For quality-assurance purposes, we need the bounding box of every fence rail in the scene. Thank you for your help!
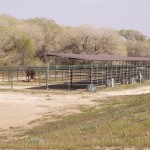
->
[0,61,150,90]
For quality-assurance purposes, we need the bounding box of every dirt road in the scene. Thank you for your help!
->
[0,85,150,129]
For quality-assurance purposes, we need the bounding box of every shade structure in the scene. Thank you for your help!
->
[47,52,150,62]
[45,52,150,90]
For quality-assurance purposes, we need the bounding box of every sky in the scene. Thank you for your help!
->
[0,0,150,37]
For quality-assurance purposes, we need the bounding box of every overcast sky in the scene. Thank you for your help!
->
[0,0,150,37]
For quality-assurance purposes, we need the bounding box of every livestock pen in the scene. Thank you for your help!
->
[0,53,150,90]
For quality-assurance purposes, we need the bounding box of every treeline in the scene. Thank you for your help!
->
[0,14,150,66]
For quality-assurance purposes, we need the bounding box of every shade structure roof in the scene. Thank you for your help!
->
[47,52,150,62]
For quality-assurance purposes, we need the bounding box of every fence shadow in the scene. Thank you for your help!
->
[26,83,88,91]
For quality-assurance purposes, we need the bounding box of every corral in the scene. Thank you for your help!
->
[0,53,150,90]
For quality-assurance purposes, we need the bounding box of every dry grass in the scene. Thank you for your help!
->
[0,93,150,150]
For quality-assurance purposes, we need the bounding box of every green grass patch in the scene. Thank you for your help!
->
[0,94,150,149]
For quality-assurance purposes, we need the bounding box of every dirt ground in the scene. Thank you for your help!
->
[1,85,150,130]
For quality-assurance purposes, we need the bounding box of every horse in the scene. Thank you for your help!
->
[26,68,35,82]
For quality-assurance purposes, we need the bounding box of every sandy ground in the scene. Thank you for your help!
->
[1,85,150,130]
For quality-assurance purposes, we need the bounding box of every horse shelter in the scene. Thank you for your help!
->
[0,53,150,90]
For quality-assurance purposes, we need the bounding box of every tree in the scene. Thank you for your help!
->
[127,41,150,57]
[93,28,127,56]
[0,26,36,65]
[61,26,127,56]
[26,18,63,62]
[119,30,146,41]
[119,30,150,57]
[17,35,35,65]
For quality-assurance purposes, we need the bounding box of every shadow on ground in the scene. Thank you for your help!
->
[26,83,88,91]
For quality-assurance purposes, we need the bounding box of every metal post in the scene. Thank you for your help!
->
[126,61,128,84]
[46,63,49,90]
[102,62,104,86]
[105,63,108,86]
[62,69,64,83]
[17,68,19,81]
[139,70,142,82]
[68,66,71,91]
[10,69,13,90]
[96,64,99,86]
[147,62,150,80]
[70,68,73,86]
[146,61,148,80]
[110,61,112,80]
[111,78,114,87]
[8,69,10,82]
[91,62,93,85]
[38,71,41,86]
[2,70,4,81]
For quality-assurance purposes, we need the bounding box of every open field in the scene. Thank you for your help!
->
[0,83,150,149]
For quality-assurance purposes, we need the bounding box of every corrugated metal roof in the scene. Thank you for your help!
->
[47,53,150,61]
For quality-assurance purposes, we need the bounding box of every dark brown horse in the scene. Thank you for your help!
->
[26,68,35,82]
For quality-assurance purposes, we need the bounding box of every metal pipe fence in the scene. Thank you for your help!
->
[0,61,150,90]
